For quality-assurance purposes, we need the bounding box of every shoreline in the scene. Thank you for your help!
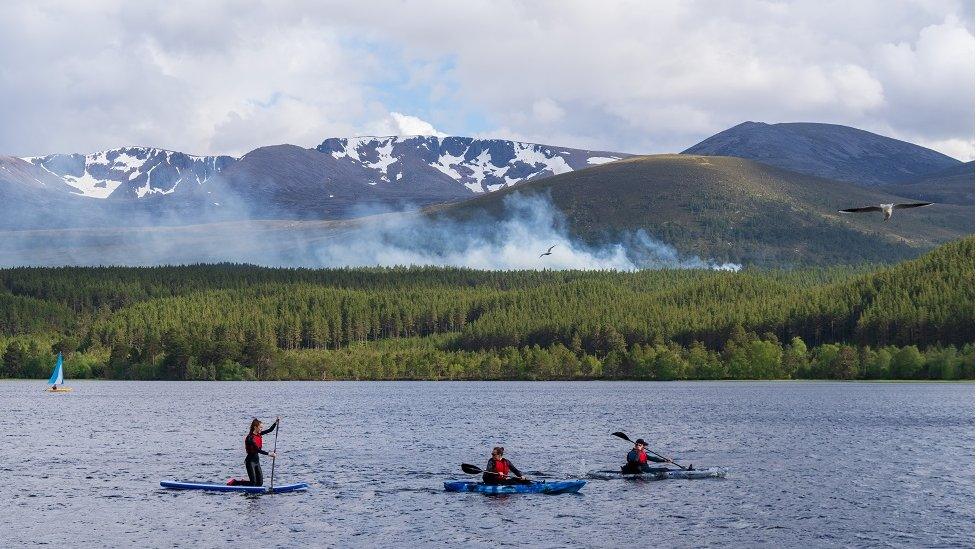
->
[8,378,973,383]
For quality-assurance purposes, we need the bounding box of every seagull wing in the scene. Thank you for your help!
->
[838,206,883,213]
[547,245,556,253]
[893,202,934,210]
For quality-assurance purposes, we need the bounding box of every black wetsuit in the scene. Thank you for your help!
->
[621,448,668,474]
[483,457,529,484]
[237,420,278,486]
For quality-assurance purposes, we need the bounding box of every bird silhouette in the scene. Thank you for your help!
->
[838,202,933,221]
[539,244,556,258]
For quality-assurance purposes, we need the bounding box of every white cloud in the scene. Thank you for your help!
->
[360,112,447,138]
[907,137,975,162]
[389,112,447,137]
[0,0,971,160]
[531,99,565,124]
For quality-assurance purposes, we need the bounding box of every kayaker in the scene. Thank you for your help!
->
[227,416,278,486]
[622,438,667,473]
[483,447,530,484]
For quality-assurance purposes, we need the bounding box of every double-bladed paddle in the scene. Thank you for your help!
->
[611,431,690,470]
[461,463,531,482]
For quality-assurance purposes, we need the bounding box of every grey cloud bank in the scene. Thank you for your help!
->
[0,0,972,160]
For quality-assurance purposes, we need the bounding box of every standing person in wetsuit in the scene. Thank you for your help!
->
[622,438,667,473]
[483,447,530,484]
[227,417,278,486]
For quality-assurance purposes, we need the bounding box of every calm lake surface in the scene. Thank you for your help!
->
[5,381,973,548]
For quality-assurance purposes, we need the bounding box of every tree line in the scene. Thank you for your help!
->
[0,237,972,381]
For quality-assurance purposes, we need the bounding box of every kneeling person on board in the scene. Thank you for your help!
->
[227,416,279,486]
[622,439,667,474]
[484,447,530,484]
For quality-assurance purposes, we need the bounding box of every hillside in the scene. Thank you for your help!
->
[682,122,961,185]
[876,161,974,206]
[0,156,107,229]
[429,154,972,265]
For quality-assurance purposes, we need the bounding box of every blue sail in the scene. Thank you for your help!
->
[47,353,64,385]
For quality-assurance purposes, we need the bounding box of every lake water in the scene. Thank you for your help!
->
[5,381,973,548]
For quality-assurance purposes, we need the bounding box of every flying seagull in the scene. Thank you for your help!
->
[838,202,933,221]
[539,244,556,258]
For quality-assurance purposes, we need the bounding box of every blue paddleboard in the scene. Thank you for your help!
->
[160,480,309,494]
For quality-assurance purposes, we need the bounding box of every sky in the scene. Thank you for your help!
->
[1,0,973,160]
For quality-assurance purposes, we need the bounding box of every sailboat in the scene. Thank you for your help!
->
[45,352,72,392]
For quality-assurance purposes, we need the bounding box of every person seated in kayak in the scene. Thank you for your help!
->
[483,447,530,484]
[622,439,668,474]
[227,417,278,486]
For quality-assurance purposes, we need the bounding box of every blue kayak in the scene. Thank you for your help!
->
[444,480,585,494]
[160,481,309,494]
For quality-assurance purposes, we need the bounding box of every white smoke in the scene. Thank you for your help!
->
[0,192,740,271]
[297,192,739,271]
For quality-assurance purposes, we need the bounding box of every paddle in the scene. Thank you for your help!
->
[268,417,280,494]
[460,463,531,483]
[611,431,690,470]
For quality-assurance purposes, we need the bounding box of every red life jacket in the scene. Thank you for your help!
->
[492,458,510,476]
[245,433,263,455]
[635,449,648,464]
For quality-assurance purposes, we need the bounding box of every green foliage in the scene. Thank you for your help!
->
[891,346,925,379]
[0,238,971,381]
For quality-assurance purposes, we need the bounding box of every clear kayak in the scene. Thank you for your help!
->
[160,480,309,494]
[586,467,726,480]
[444,480,586,494]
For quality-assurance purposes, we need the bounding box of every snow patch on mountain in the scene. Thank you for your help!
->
[69,170,120,198]
[17,137,627,208]
[316,136,627,194]
[23,147,236,199]
[431,149,468,184]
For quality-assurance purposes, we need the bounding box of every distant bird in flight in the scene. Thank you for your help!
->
[838,202,933,221]
[539,244,556,258]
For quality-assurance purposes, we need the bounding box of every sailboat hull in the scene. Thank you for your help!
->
[45,387,73,392]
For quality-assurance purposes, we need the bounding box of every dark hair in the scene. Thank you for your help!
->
[492,446,505,455]
[249,418,261,434]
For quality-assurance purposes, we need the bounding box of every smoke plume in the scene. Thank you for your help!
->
[0,192,739,271]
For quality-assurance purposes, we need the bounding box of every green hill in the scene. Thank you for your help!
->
[429,154,973,266]
[877,161,975,206]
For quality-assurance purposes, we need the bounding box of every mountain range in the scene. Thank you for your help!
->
[208,137,625,219]
[0,122,971,266]
[24,147,235,199]
[2,137,625,226]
